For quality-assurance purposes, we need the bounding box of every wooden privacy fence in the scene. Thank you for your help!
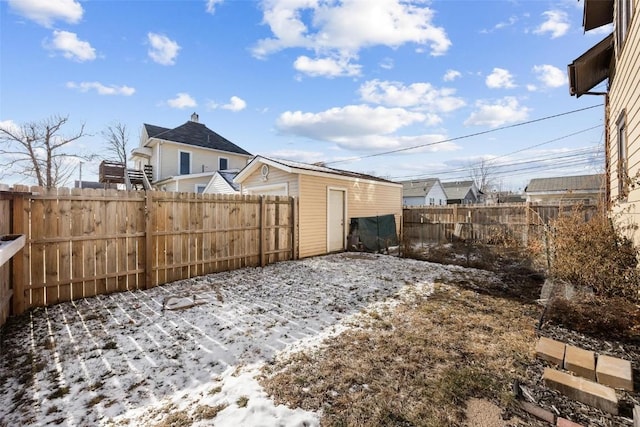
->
[0,186,297,322]
[403,203,600,246]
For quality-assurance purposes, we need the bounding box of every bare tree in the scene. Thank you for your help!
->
[102,121,129,164]
[468,158,496,193]
[0,115,90,188]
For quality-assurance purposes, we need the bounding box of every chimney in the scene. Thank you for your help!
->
[190,112,199,123]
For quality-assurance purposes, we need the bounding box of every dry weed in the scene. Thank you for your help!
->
[262,281,538,426]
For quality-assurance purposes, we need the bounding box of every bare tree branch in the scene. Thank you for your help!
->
[0,115,90,188]
[468,158,496,193]
[102,122,129,164]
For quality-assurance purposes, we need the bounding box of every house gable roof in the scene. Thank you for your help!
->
[400,178,441,197]
[218,170,240,191]
[235,156,400,187]
[442,180,477,200]
[143,121,252,156]
[525,174,604,193]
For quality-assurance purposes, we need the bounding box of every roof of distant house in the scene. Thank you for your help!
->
[400,178,441,197]
[217,170,240,191]
[441,180,477,200]
[143,119,252,156]
[525,174,604,193]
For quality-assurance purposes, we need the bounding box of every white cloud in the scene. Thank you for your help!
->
[0,119,21,136]
[275,104,456,151]
[205,0,224,14]
[147,33,180,65]
[252,0,451,77]
[464,97,530,128]
[359,79,465,113]
[532,64,567,88]
[534,10,570,38]
[222,96,247,112]
[167,93,197,109]
[379,58,394,70]
[46,30,96,62]
[526,84,537,92]
[8,0,83,27]
[485,68,516,89]
[66,81,135,96]
[443,69,461,82]
[294,55,362,78]
[481,16,518,34]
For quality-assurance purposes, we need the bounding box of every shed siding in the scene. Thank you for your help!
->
[609,1,640,245]
[240,167,299,196]
[156,141,251,180]
[299,175,402,258]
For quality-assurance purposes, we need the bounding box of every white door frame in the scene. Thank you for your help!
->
[327,187,347,252]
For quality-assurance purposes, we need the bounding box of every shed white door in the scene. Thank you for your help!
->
[328,189,345,252]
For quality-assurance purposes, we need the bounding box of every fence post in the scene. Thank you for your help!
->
[144,191,153,289]
[11,189,28,315]
[260,196,266,267]
[291,197,298,260]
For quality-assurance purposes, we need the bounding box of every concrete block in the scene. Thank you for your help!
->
[564,345,596,381]
[543,368,618,415]
[596,354,633,391]
[557,417,583,427]
[536,337,566,366]
[519,401,556,424]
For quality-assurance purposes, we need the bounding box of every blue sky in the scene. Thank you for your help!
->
[0,0,609,190]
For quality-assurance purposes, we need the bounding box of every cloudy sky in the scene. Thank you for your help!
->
[0,0,609,190]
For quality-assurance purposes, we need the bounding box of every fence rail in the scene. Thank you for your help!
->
[0,186,297,322]
[403,203,600,246]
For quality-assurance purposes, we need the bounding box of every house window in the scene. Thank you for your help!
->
[616,0,634,53]
[195,184,206,194]
[617,111,628,200]
[219,157,229,170]
[179,151,191,175]
[429,197,435,205]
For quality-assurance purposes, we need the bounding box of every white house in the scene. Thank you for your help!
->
[400,178,447,206]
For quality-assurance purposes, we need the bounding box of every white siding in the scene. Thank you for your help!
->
[205,175,237,194]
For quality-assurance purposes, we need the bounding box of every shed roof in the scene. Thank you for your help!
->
[143,120,252,156]
[525,174,604,193]
[235,156,400,186]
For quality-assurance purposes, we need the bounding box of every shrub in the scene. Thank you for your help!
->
[550,207,640,302]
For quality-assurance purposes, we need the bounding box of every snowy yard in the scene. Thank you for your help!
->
[0,252,475,426]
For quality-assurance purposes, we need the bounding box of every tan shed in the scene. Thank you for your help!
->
[234,156,403,258]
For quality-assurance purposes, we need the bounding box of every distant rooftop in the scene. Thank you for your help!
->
[525,174,604,193]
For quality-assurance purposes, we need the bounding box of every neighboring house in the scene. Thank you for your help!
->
[569,0,639,242]
[130,113,253,193]
[400,178,447,206]
[524,174,605,204]
[203,170,240,194]
[234,156,402,258]
[441,180,482,205]
[484,191,526,205]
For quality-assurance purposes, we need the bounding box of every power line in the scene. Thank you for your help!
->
[326,104,603,165]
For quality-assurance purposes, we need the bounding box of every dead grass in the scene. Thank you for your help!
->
[262,278,539,426]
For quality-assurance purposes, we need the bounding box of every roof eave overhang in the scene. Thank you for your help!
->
[568,33,613,97]
[583,0,614,31]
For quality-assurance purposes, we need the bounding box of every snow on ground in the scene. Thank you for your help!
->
[0,252,483,426]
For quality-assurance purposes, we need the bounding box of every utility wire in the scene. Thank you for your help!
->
[326,104,603,165]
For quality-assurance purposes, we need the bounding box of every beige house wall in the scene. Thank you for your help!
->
[154,140,251,181]
[160,175,213,193]
[609,1,640,245]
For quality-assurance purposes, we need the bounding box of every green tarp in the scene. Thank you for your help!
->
[349,214,398,252]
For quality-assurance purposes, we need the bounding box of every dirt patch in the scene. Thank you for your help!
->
[465,398,507,427]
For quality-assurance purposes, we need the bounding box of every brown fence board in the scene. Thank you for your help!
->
[0,186,298,323]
